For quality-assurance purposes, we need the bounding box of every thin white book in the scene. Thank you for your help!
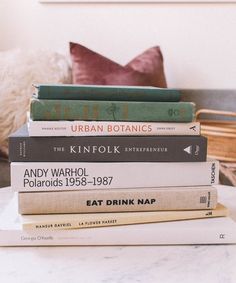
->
[11,160,219,192]
[28,120,200,136]
[0,196,236,246]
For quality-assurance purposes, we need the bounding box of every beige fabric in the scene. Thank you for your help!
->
[0,49,71,155]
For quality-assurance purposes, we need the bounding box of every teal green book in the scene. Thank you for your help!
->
[30,99,195,122]
[34,84,181,102]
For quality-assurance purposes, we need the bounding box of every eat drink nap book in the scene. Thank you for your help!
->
[30,99,195,122]
[0,196,236,246]
[28,121,200,137]
[11,160,219,192]
[21,203,228,230]
[9,124,206,162]
[34,84,181,102]
[18,186,218,214]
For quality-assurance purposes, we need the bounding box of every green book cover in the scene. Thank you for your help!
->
[30,99,195,122]
[34,84,181,102]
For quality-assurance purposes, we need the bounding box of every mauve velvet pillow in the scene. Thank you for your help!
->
[70,42,167,88]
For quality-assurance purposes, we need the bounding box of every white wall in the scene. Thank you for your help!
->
[1,0,236,89]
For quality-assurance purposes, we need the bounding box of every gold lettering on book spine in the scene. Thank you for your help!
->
[83,105,89,120]
[45,111,51,120]
[179,108,187,118]
[54,103,61,119]
[93,105,99,120]
[123,104,129,120]
[64,107,70,120]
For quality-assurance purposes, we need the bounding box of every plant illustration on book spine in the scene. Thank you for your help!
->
[107,103,123,121]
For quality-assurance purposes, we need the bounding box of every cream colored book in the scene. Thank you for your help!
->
[18,186,218,214]
[21,203,228,230]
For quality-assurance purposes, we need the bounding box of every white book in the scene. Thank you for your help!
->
[28,121,200,136]
[11,160,219,192]
[0,196,236,246]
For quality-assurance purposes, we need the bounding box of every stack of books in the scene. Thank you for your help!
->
[3,84,236,246]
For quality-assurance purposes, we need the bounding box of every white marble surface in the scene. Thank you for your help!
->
[1,185,236,283]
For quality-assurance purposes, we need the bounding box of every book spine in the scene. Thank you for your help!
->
[9,135,207,162]
[28,121,200,137]
[11,161,219,192]
[30,99,195,122]
[22,204,227,230]
[18,187,217,214]
[1,223,236,246]
[36,85,181,102]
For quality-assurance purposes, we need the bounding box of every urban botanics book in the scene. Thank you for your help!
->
[34,84,181,102]
[30,99,195,122]
[28,121,200,137]
[11,160,219,192]
[9,124,207,162]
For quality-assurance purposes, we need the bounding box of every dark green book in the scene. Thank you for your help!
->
[30,99,195,122]
[34,84,181,102]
